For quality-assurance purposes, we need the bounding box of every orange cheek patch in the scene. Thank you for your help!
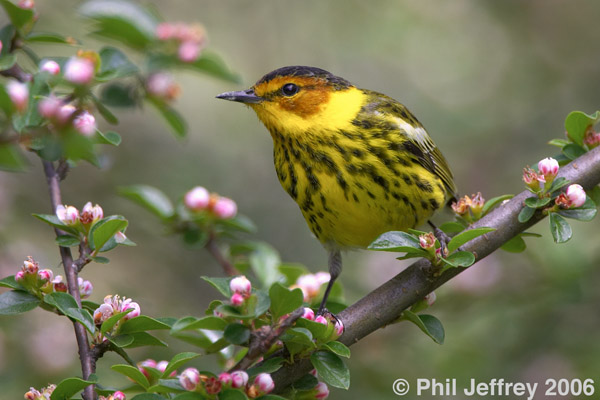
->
[279,89,329,118]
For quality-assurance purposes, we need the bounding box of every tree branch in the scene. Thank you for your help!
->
[206,231,239,277]
[271,146,600,390]
[42,160,96,400]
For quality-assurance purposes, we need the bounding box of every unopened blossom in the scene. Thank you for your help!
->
[64,56,95,84]
[230,370,248,388]
[156,360,169,373]
[73,111,97,136]
[218,372,232,386]
[566,184,586,208]
[114,231,128,244]
[122,298,141,319]
[302,307,315,321]
[179,367,201,391]
[419,233,436,249]
[80,202,103,225]
[40,60,60,75]
[314,381,330,399]
[78,277,93,298]
[230,275,252,297]
[57,104,77,124]
[184,186,210,211]
[538,157,559,184]
[38,269,53,283]
[38,95,62,118]
[333,318,344,337]
[425,291,437,306]
[18,0,35,9]
[56,204,79,225]
[252,373,275,395]
[138,359,157,379]
[230,292,245,306]
[178,40,201,62]
[146,72,180,100]
[295,274,322,302]
[315,315,328,326]
[112,391,126,400]
[212,196,237,219]
[6,80,28,112]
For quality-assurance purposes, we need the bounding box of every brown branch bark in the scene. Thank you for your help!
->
[206,231,239,276]
[271,145,600,391]
[42,160,96,400]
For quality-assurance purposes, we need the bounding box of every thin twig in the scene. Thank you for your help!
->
[270,146,600,391]
[206,231,239,276]
[42,159,96,400]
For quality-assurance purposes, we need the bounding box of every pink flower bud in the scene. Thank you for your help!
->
[18,0,34,9]
[56,204,80,225]
[315,315,328,326]
[314,382,330,399]
[78,277,93,298]
[64,57,95,85]
[425,291,437,306]
[57,104,77,124]
[566,184,586,208]
[122,300,141,319]
[6,80,28,112]
[114,231,128,244]
[230,370,248,388]
[146,72,180,100]
[230,292,245,306]
[73,110,97,136]
[302,307,315,321]
[93,303,113,324]
[179,367,201,391]
[40,60,60,75]
[212,196,237,219]
[229,275,252,296]
[419,233,436,249]
[178,41,201,63]
[538,157,559,181]
[138,359,157,379]
[218,372,232,386]
[0,40,3,54]
[80,201,103,224]
[38,95,62,119]
[156,22,174,40]
[113,391,126,400]
[156,360,169,373]
[309,369,318,377]
[15,270,25,282]
[184,186,210,211]
[333,318,344,337]
[295,274,321,302]
[38,269,53,283]
[253,373,275,394]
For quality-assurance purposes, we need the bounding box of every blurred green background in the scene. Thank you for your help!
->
[1,1,600,399]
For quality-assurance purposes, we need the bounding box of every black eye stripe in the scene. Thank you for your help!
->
[281,83,299,96]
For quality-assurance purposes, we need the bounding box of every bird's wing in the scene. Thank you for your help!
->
[364,92,457,198]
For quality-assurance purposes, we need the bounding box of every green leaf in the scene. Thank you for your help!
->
[549,212,572,243]
[118,315,171,334]
[88,215,128,252]
[172,315,227,331]
[269,282,303,321]
[310,351,350,389]
[481,194,513,215]
[213,390,248,400]
[205,337,229,353]
[13,74,49,132]
[562,143,587,160]
[119,184,175,220]
[217,214,258,234]
[161,352,201,378]
[368,230,423,252]
[44,292,95,333]
[295,317,328,340]
[111,364,150,388]
[26,31,78,44]
[500,235,527,253]
[96,130,122,146]
[278,263,309,286]
[91,95,119,124]
[547,177,571,194]
[0,82,13,113]
[402,310,445,344]
[564,110,600,146]
[441,251,475,268]
[55,235,81,247]
[0,53,16,70]
[50,375,97,400]
[201,276,232,297]
[100,82,138,107]
[32,213,79,235]
[117,331,167,348]
[0,143,28,171]
[281,327,314,347]
[447,227,495,253]
[247,242,282,288]
[321,341,351,358]
[63,130,98,166]
[91,256,110,264]
[0,0,34,29]
[524,196,552,208]
[246,357,284,376]
[147,97,186,137]
[548,138,570,148]
[224,323,250,345]
[0,290,39,315]
[96,46,139,81]
[100,310,131,334]
[558,198,598,221]
[182,51,241,83]
[0,275,24,290]
[79,0,157,49]
[518,205,536,223]
[0,24,15,57]
[131,394,169,400]
[439,221,466,235]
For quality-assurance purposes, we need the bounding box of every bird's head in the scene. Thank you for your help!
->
[217,66,364,137]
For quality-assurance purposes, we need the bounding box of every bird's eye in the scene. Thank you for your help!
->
[281,83,299,96]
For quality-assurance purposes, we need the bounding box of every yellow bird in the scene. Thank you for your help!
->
[217,66,455,313]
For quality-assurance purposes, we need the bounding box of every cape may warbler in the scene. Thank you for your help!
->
[217,66,456,313]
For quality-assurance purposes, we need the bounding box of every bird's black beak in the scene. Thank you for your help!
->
[216,89,263,104]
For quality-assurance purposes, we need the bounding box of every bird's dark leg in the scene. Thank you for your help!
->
[317,249,341,315]
[428,220,451,251]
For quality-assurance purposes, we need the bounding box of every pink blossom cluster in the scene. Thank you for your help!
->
[98,392,126,400]
[24,384,55,400]
[179,368,275,398]
[93,294,141,325]
[291,272,330,302]
[229,275,252,306]
[184,186,238,219]
[138,358,177,380]
[146,72,181,101]
[38,96,97,136]
[156,22,207,63]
